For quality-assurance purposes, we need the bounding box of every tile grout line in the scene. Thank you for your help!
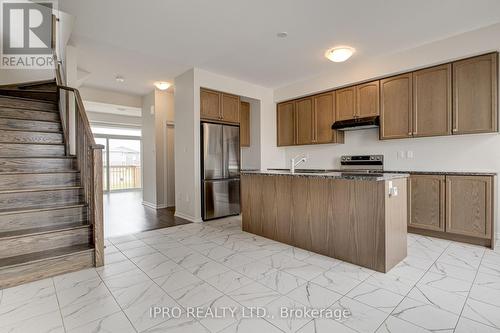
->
[451,245,492,332]
[51,277,68,333]
[371,238,453,333]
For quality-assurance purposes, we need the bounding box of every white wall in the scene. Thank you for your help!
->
[174,68,282,222]
[80,86,142,108]
[141,92,157,206]
[273,23,500,234]
[240,97,261,170]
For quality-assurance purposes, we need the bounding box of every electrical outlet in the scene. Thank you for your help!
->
[397,151,406,159]
[407,151,414,159]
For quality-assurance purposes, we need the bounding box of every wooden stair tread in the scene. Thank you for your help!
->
[0,203,86,216]
[0,155,75,159]
[0,141,65,146]
[0,222,89,239]
[0,185,82,194]
[0,244,93,269]
[0,170,78,175]
[0,127,63,134]
[0,95,57,105]
[0,115,61,123]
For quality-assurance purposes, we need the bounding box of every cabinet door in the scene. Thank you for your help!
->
[313,92,335,144]
[277,102,295,146]
[380,74,412,139]
[295,98,314,145]
[356,81,380,118]
[335,86,356,121]
[221,93,240,123]
[200,89,221,120]
[453,53,498,134]
[408,175,445,232]
[239,101,250,147]
[446,176,492,239]
[413,64,452,137]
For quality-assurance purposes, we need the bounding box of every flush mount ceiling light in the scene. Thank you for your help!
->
[154,81,171,90]
[115,75,125,83]
[276,32,288,38]
[325,46,355,62]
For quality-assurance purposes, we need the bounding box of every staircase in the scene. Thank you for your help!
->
[0,80,103,289]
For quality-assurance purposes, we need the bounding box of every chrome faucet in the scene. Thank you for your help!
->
[290,155,307,173]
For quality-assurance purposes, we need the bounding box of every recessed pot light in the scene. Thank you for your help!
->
[115,75,125,83]
[276,32,288,38]
[154,81,171,90]
[325,46,355,62]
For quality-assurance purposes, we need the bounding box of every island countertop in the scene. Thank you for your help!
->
[240,169,409,181]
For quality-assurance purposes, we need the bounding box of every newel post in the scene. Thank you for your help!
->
[92,144,105,267]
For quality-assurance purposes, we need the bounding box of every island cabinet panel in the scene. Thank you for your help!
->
[335,86,356,121]
[241,174,408,272]
[446,176,492,239]
[380,74,413,139]
[408,175,445,232]
[453,53,498,134]
[295,98,314,145]
[277,102,295,146]
[413,64,452,137]
[200,89,221,120]
[240,101,250,147]
[356,80,380,118]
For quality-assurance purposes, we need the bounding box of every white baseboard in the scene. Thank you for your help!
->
[141,201,168,209]
[175,211,203,223]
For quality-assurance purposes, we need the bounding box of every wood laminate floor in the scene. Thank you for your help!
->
[103,191,190,238]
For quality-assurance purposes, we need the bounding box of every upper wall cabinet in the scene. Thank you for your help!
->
[240,101,250,147]
[380,74,413,139]
[356,81,380,118]
[200,89,221,121]
[295,98,314,145]
[413,64,452,137]
[200,88,240,124]
[453,53,498,134]
[277,101,295,146]
[336,81,380,121]
[314,92,343,144]
[335,86,356,121]
[277,92,343,147]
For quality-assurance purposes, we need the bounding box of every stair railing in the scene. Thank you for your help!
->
[54,55,105,267]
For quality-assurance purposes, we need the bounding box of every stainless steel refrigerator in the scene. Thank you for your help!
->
[201,122,240,220]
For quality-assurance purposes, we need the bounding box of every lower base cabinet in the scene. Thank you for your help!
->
[407,174,494,248]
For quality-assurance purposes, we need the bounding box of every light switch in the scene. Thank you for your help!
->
[407,151,414,159]
[397,151,406,159]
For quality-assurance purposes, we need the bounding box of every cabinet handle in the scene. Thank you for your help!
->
[408,132,412,136]
[452,128,458,133]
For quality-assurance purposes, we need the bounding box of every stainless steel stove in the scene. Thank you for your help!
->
[340,155,384,175]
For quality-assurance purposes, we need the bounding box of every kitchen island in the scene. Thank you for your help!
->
[240,170,409,272]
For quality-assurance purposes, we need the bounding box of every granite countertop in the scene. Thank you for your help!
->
[263,168,497,177]
[240,169,409,181]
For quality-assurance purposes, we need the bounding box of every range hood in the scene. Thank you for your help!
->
[331,116,379,131]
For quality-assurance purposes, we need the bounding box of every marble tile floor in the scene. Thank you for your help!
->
[1,216,500,333]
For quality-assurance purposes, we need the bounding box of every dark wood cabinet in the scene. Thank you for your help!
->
[277,102,295,146]
[240,101,250,147]
[413,64,452,137]
[408,175,445,232]
[453,53,498,134]
[295,98,314,145]
[200,88,240,124]
[446,175,492,239]
[380,74,413,139]
[356,81,380,118]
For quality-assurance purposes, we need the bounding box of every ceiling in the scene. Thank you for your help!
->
[60,0,500,95]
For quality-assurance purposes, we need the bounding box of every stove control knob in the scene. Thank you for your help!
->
[370,156,375,160]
